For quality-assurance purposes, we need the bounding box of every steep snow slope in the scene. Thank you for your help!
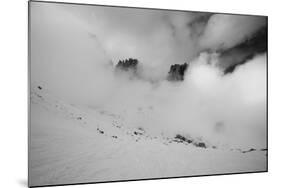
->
[29,85,267,187]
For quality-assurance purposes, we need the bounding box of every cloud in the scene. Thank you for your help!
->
[54,4,267,78]
[199,14,267,50]
[30,2,115,105]
[98,53,267,149]
[63,5,214,80]
[30,2,267,149]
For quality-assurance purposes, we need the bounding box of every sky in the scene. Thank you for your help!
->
[30,2,267,149]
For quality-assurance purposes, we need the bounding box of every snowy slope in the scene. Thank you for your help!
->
[29,85,267,187]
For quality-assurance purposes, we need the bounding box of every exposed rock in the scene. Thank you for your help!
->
[173,139,184,143]
[194,142,206,148]
[242,148,256,153]
[175,134,187,142]
[97,128,104,134]
[133,127,145,136]
[116,58,138,72]
[174,134,193,144]
[167,63,189,81]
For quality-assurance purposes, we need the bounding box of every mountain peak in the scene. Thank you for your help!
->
[167,63,189,81]
[116,58,138,72]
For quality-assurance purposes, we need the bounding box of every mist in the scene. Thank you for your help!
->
[98,53,266,150]
[30,2,267,150]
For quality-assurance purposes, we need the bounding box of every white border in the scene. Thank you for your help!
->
[1,0,280,188]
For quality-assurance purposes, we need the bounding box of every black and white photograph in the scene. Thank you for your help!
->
[29,1,267,187]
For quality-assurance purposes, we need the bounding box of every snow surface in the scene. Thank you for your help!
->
[29,85,267,187]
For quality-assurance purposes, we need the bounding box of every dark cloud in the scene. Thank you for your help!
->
[220,26,267,73]
[195,14,267,74]
[199,14,267,50]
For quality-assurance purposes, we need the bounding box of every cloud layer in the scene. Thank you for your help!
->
[30,2,267,149]
[199,14,267,50]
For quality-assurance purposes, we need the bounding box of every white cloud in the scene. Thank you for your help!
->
[30,2,267,149]
[199,14,266,50]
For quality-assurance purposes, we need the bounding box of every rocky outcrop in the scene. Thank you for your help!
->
[116,58,138,72]
[115,58,190,82]
[167,63,189,81]
[173,134,211,149]
[174,134,193,143]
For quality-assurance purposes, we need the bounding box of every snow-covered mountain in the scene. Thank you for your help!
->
[29,85,267,187]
